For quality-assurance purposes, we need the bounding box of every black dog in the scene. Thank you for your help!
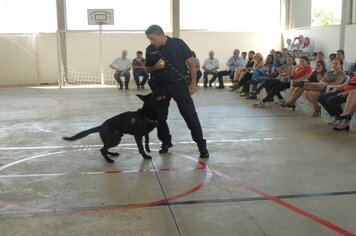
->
[63,93,165,163]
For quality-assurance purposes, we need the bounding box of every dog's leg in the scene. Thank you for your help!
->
[134,135,151,159]
[144,133,150,152]
[100,147,114,163]
[99,131,122,163]
[106,134,121,157]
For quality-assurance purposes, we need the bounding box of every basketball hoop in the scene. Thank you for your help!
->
[87,9,114,25]
[87,9,115,85]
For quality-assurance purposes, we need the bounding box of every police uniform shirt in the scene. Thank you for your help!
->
[146,36,193,85]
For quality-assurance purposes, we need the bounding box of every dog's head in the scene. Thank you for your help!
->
[136,92,167,120]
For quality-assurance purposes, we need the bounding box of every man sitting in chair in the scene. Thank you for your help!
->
[212,49,245,89]
[110,50,132,89]
[132,51,149,89]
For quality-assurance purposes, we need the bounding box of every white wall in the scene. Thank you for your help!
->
[0,34,38,85]
[0,31,282,86]
[1,25,354,86]
[38,33,59,84]
[345,24,356,62]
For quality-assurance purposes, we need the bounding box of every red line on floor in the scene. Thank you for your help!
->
[0,167,205,178]
[214,170,355,236]
[0,159,213,215]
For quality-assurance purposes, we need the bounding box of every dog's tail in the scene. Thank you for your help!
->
[62,126,100,141]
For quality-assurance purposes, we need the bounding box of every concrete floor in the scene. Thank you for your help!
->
[0,85,355,236]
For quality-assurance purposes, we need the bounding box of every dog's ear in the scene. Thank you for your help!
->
[136,94,146,102]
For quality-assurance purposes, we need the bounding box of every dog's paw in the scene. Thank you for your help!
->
[105,157,115,163]
[108,152,119,156]
[143,155,152,160]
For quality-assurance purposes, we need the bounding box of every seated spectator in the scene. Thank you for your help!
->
[241,51,248,66]
[132,50,149,89]
[291,35,304,51]
[317,51,331,71]
[247,51,283,99]
[192,51,202,85]
[230,51,264,93]
[333,88,356,131]
[310,52,318,70]
[269,49,276,56]
[202,51,220,88]
[293,49,302,65]
[251,55,295,103]
[318,73,356,125]
[285,38,293,54]
[336,49,352,73]
[281,48,289,64]
[110,50,132,89]
[237,54,273,97]
[329,53,336,63]
[213,49,245,89]
[282,60,328,113]
[254,56,312,108]
[231,51,255,84]
[300,37,314,59]
[290,59,345,117]
[230,53,265,94]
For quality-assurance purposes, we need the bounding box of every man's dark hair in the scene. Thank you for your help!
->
[136,51,143,55]
[248,50,255,54]
[300,56,309,63]
[275,51,283,57]
[145,25,164,36]
[336,49,345,55]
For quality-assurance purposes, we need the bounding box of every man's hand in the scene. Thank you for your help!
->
[154,59,165,70]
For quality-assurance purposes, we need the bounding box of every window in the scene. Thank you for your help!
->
[0,0,57,33]
[311,0,342,27]
[180,0,280,31]
[66,0,171,31]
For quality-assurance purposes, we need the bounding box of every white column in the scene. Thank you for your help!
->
[171,0,180,38]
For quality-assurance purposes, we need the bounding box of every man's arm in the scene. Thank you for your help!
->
[109,64,117,70]
[186,57,197,94]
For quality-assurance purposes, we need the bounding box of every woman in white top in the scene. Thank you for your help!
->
[300,37,314,59]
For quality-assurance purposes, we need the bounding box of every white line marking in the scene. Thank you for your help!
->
[0,138,285,151]
[0,151,67,172]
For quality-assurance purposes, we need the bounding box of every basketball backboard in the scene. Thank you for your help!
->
[87,9,114,25]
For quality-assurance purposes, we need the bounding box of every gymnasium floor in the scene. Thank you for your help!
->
[0,86,355,236]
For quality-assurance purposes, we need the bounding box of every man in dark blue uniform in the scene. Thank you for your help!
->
[145,25,209,158]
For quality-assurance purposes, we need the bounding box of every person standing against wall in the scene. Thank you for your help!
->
[144,25,209,158]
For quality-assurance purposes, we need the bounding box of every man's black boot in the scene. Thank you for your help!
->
[199,148,209,158]
[159,142,173,153]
